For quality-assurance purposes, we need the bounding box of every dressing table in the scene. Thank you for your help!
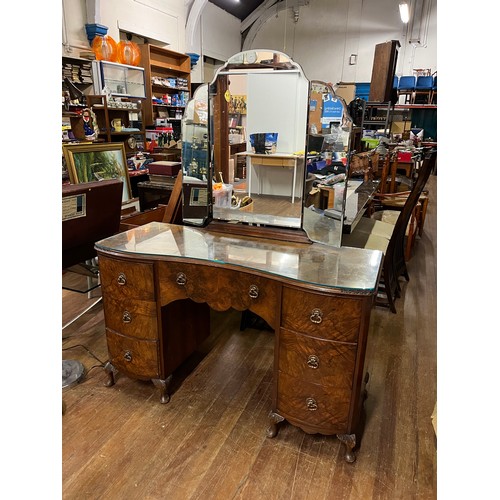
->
[96,222,382,463]
[96,50,384,462]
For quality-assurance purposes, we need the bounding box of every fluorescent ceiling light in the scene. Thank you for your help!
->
[399,2,410,23]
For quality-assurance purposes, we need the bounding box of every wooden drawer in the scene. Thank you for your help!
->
[281,287,362,342]
[278,328,356,388]
[158,261,218,304]
[99,256,155,301]
[102,295,158,340]
[252,157,295,167]
[106,329,160,379]
[277,372,351,431]
[158,261,280,328]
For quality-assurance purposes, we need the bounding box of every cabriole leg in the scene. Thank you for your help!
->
[152,375,173,404]
[337,433,357,463]
[267,411,285,438]
[103,362,115,387]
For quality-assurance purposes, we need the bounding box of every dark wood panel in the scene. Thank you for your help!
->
[369,40,400,103]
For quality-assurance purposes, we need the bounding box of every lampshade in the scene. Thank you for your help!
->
[399,2,410,23]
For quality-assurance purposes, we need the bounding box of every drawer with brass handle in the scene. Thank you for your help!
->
[281,287,362,342]
[102,295,158,340]
[99,256,155,301]
[158,262,279,328]
[276,372,351,431]
[106,329,160,379]
[278,328,356,388]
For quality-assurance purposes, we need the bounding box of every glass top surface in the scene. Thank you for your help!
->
[95,222,382,292]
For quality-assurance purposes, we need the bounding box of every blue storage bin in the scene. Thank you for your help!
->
[355,83,370,101]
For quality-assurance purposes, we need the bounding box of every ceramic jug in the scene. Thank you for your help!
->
[111,118,122,132]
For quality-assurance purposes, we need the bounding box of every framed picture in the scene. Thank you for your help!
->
[63,142,132,202]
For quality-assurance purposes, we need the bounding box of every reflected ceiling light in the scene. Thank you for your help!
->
[399,2,410,23]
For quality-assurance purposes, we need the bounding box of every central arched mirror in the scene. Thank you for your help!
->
[210,49,309,229]
[181,50,357,247]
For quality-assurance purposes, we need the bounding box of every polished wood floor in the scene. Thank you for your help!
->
[62,175,437,499]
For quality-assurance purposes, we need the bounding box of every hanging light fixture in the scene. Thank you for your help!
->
[399,2,410,23]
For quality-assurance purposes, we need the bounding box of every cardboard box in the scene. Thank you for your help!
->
[335,82,356,103]
[391,121,408,134]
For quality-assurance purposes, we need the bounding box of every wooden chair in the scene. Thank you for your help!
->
[376,148,430,252]
[342,149,436,312]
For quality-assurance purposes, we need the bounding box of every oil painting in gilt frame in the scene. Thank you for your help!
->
[63,142,132,202]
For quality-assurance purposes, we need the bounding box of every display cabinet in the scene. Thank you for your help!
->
[91,60,146,98]
[138,44,191,128]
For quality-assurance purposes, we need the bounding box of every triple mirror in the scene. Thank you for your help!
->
[181,49,354,247]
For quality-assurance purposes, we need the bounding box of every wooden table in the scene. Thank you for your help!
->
[236,152,304,203]
[96,222,383,462]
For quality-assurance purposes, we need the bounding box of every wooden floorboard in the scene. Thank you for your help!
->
[62,174,437,499]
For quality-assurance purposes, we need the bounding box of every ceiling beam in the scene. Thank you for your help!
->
[242,0,310,50]
[240,0,278,32]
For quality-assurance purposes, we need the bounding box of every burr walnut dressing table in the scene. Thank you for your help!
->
[96,50,384,463]
[96,222,382,462]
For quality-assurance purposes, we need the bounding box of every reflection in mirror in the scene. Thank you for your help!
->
[181,84,210,226]
[302,81,353,246]
[209,50,309,229]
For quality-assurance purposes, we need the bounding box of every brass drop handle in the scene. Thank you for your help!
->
[122,311,132,323]
[248,285,259,299]
[176,272,187,286]
[307,355,319,369]
[310,308,323,324]
[306,398,318,411]
[117,273,127,285]
[123,351,133,362]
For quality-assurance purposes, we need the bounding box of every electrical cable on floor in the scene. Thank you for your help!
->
[62,296,103,331]
[62,343,106,366]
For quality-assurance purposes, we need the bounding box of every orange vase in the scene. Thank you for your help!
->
[117,40,141,66]
[92,35,118,62]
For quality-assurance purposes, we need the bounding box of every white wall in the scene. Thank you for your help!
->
[249,0,437,85]
[188,2,242,82]
[63,0,436,86]
[62,0,188,56]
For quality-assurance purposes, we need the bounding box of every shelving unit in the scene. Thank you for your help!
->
[86,95,146,155]
[62,56,93,90]
[139,44,191,134]
[62,57,95,143]
[362,102,394,135]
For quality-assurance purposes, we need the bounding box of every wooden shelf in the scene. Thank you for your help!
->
[395,104,437,110]
[152,104,186,108]
[82,95,146,153]
[139,44,191,127]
